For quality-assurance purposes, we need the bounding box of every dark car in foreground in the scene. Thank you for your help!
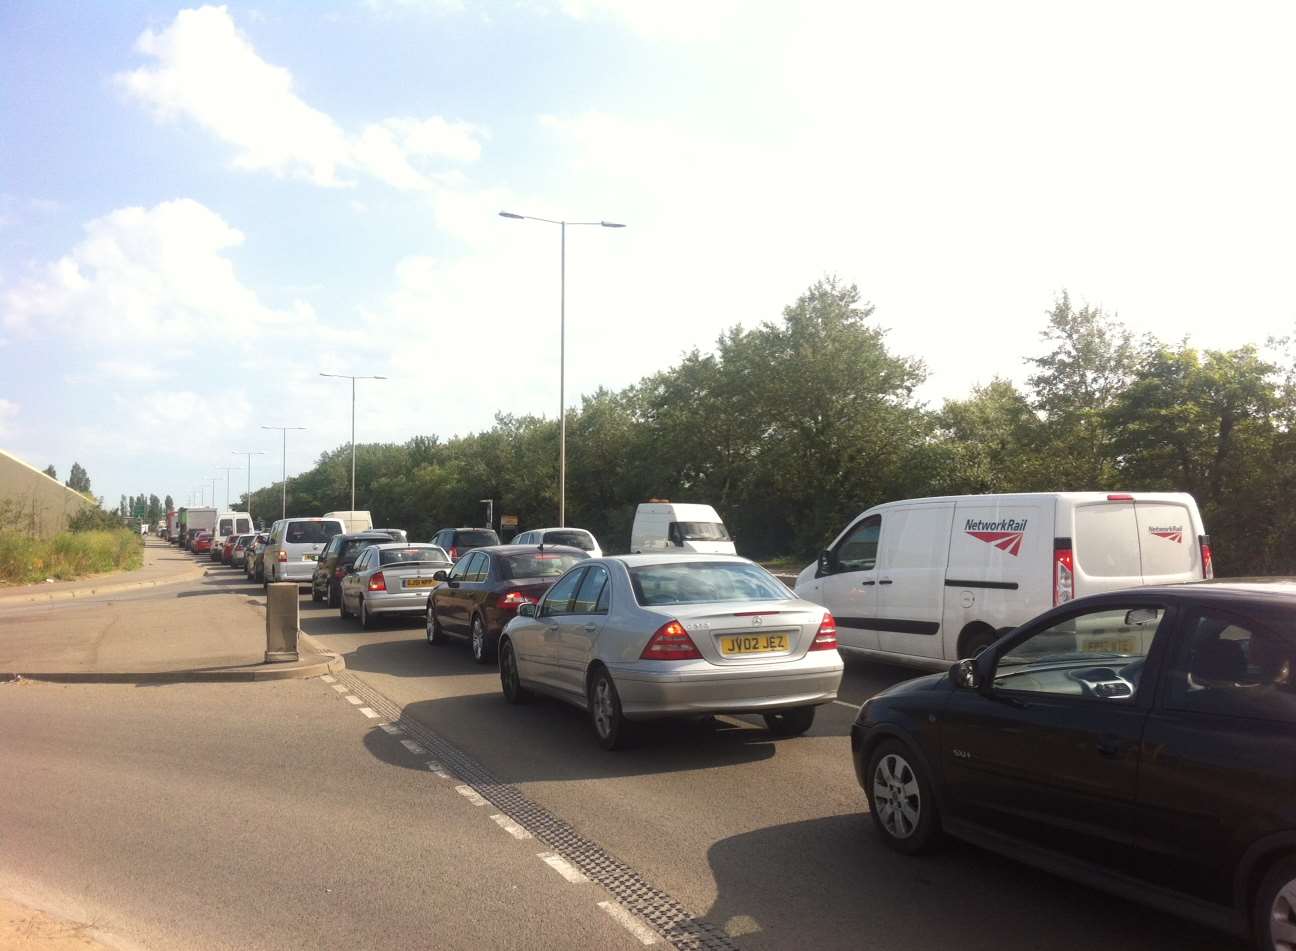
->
[425,545,588,663]
[311,531,402,607]
[851,581,1296,951]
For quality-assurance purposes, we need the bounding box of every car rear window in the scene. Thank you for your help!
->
[1074,504,1142,578]
[236,518,252,533]
[629,561,788,606]
[342,538,383,559]
[543,530,595,551]
[457,529,500,547]
[674,521,730,542]
[379,546,448,566]
[218,518,234,536]
[285,521,343,544]
[503,551,587,579]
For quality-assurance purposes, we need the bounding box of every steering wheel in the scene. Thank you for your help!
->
[1066,666,1136,700]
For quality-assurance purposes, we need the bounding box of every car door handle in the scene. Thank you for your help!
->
[878,579,894,585]
[1096,735,1121,757]
[582,623,597,632]
[860,580,875,586]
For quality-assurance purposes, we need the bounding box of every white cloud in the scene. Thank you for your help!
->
[557,0,742,41]
[0,399,18,438]
[118,6,484,189]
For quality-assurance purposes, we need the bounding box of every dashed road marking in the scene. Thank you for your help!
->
[358,707,380,718]
[425,762,451,779]
[489,813,532,840]
[331,684,349,693]
[455,784,488,807]
[379,723,403,735]
[345,695,364,705]
[400,739,427,755]
[537,852,588,884]
[598,901,660,945]
[320,675,336,683]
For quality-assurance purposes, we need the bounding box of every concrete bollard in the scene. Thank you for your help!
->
[265,583,300,663]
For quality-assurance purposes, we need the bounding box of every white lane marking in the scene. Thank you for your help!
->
[359,707,380,718]
[379,723,403,735]
[345,695,363,705]
[331,684,349,693]
[597,901,659,945]
[489,814,532,840]
[455,784,488,807]
[320,675,336,683]
[537,852,588,884]
[832,699,860,710]
[400,739,427,755]
[426,762,451,779]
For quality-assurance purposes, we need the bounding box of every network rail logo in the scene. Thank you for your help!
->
[964,518,1027,557]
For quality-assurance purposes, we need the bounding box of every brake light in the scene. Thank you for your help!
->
[1200,535,1214,579]
[1106,493,1134,501]
[640,620,702,660]
[1053,546,1074,606]
[277,550,287,562]
[448,546,458,560]
[335,566,346,579]
[368,572,386,592]
[810,612,838,650]
[498,591,537,608]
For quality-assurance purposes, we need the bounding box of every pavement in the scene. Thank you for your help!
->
[0,538,205,606]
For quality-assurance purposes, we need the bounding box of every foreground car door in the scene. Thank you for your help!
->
[556,565,611,695]
[942,602,1171,873]
[534,567,586,691]
[1135,603,1296,907]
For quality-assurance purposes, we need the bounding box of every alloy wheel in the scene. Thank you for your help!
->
[592,677,615,739]
[873,753,922,840]
[1272,877,1296,951]
[471,617,486,663]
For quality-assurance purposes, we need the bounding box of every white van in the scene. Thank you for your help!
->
[630,502,736,555]
[263,516,346,585]
[795,492,1211,670]
[213,511,254,550]
[325,510,373,533]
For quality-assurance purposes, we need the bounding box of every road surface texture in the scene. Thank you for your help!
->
[0,557,1242,949]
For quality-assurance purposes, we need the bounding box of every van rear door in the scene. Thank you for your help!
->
[1133,499,1200,584]
[1072,501,1143,597]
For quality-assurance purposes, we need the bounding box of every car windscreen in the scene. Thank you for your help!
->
[457,529,500,548]
[379,546,448,567]
[674,521,730,542]
[285,521,342,544]
[629,561,787,606]
[503,552,586,579]
[543,530,595,551]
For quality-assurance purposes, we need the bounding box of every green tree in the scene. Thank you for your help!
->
[42,464,57,480]
[65,462,92,496]
[164,494,174,513]
[935,378,1043,493]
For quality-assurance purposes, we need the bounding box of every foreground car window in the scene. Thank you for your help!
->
[995,606,1165,700]
[504,552,585,579]
[379,547,447,566]
[629,562,788,606]
[1164,610,1296,723]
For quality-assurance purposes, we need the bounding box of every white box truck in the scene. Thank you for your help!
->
[795,492,1211,670]
[325,510,373,533]
[630,502,737,555]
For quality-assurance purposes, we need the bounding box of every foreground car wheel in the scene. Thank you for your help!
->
[425,605,445,645]
[1256,856,1296,951]
[867,741,942,854]
[328,582,340,609]
[339,594,350,619]
[499,639,530,704]
[310,583,322,603]
[470,615,493,665]
[588,667,631,751]
[359,598,375,630]
[763,706,816,737]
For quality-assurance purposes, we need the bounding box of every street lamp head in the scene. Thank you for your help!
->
[499,211,524,219]
[600,221,627,228]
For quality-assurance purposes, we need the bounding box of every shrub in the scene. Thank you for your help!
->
[0,529,142,584]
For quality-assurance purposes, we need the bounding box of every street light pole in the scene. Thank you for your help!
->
[498,211,624,527]
[319,373,385,513]
[262,426,306,520]
[231,450,266,513]
[215,466,240,508]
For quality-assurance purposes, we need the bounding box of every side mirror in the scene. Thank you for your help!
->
[817,549,833,576]
[517,602,538,618]
[433,569,448,581]
[950,658,979,690]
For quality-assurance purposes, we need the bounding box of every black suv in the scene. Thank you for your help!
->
[311,531,402,608]
[852,581,1296,950]
[430,527,500,563]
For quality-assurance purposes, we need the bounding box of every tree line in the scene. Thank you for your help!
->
[238,278,1296,576]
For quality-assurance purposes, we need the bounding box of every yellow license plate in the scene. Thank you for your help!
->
[720,633,790,655]
[1080,635,1137,654]
[303,554,318,561]
[404,578,436,588]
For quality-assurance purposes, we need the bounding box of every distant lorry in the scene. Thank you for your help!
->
[183,507,218,548]
[325,510,373,533]
[630,502,737,555]
[165,510,178,540]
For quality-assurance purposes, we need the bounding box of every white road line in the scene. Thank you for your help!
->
[597,901,660,945]
[345,695,363,706]
[358,707,380,718]
[426,762,451,779]
[455,785,488,807]
[331,684,349,693]
[320,675,336,683]
[537,852,588,884]
[379,723,403,735]
[400,739,427,755]
[489,814,532,840]
[832,699,860,710]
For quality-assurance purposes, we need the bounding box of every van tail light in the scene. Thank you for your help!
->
[448,546,459,560]
[810,612,838,650]
[640,620,702,660]
[277,549,287,562]
[368,572,387,592]
[498,591,537,609]
[1199,535,1214,579]
[1053,544,1074,606]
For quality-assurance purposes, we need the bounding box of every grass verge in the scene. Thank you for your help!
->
[0,529,144,585]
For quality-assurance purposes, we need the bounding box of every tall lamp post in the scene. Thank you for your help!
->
[262,426,306,520]
[214,466,240,508]
[498,211,624,526]
[206,477,219,511]
[319,373,385,513]
[231,450,266,514]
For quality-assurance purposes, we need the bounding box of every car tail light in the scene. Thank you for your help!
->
[1200,535,1214,579]
[335,566,346,579]
[498,591,536,608]
[1106,493,1134,501]
[368,572,386,592]
[277,550,287,562]
[1053,544,1074,606]
[640,620,702,660]
[448,546,458,560]
[810,612,838,650]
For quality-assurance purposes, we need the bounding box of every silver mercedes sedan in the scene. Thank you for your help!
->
[498,554,844,749]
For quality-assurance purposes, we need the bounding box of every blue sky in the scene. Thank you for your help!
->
[3,1,1296,509]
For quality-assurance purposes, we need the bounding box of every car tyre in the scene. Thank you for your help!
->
[961,628,999,658]
[588,667,632,751]
[339,593,350,619]
[359,598,375,631]
[470,615,493,665]
[499,638,530,704]
[310,582,323,603]
[763,705,816,737]
[426,604,445,645]
[1254,854,1296,951]
[328,582,340,609]
[866,740,943,855]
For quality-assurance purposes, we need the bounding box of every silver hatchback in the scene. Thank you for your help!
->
[498,554,844,749]
[340,543,452,630]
